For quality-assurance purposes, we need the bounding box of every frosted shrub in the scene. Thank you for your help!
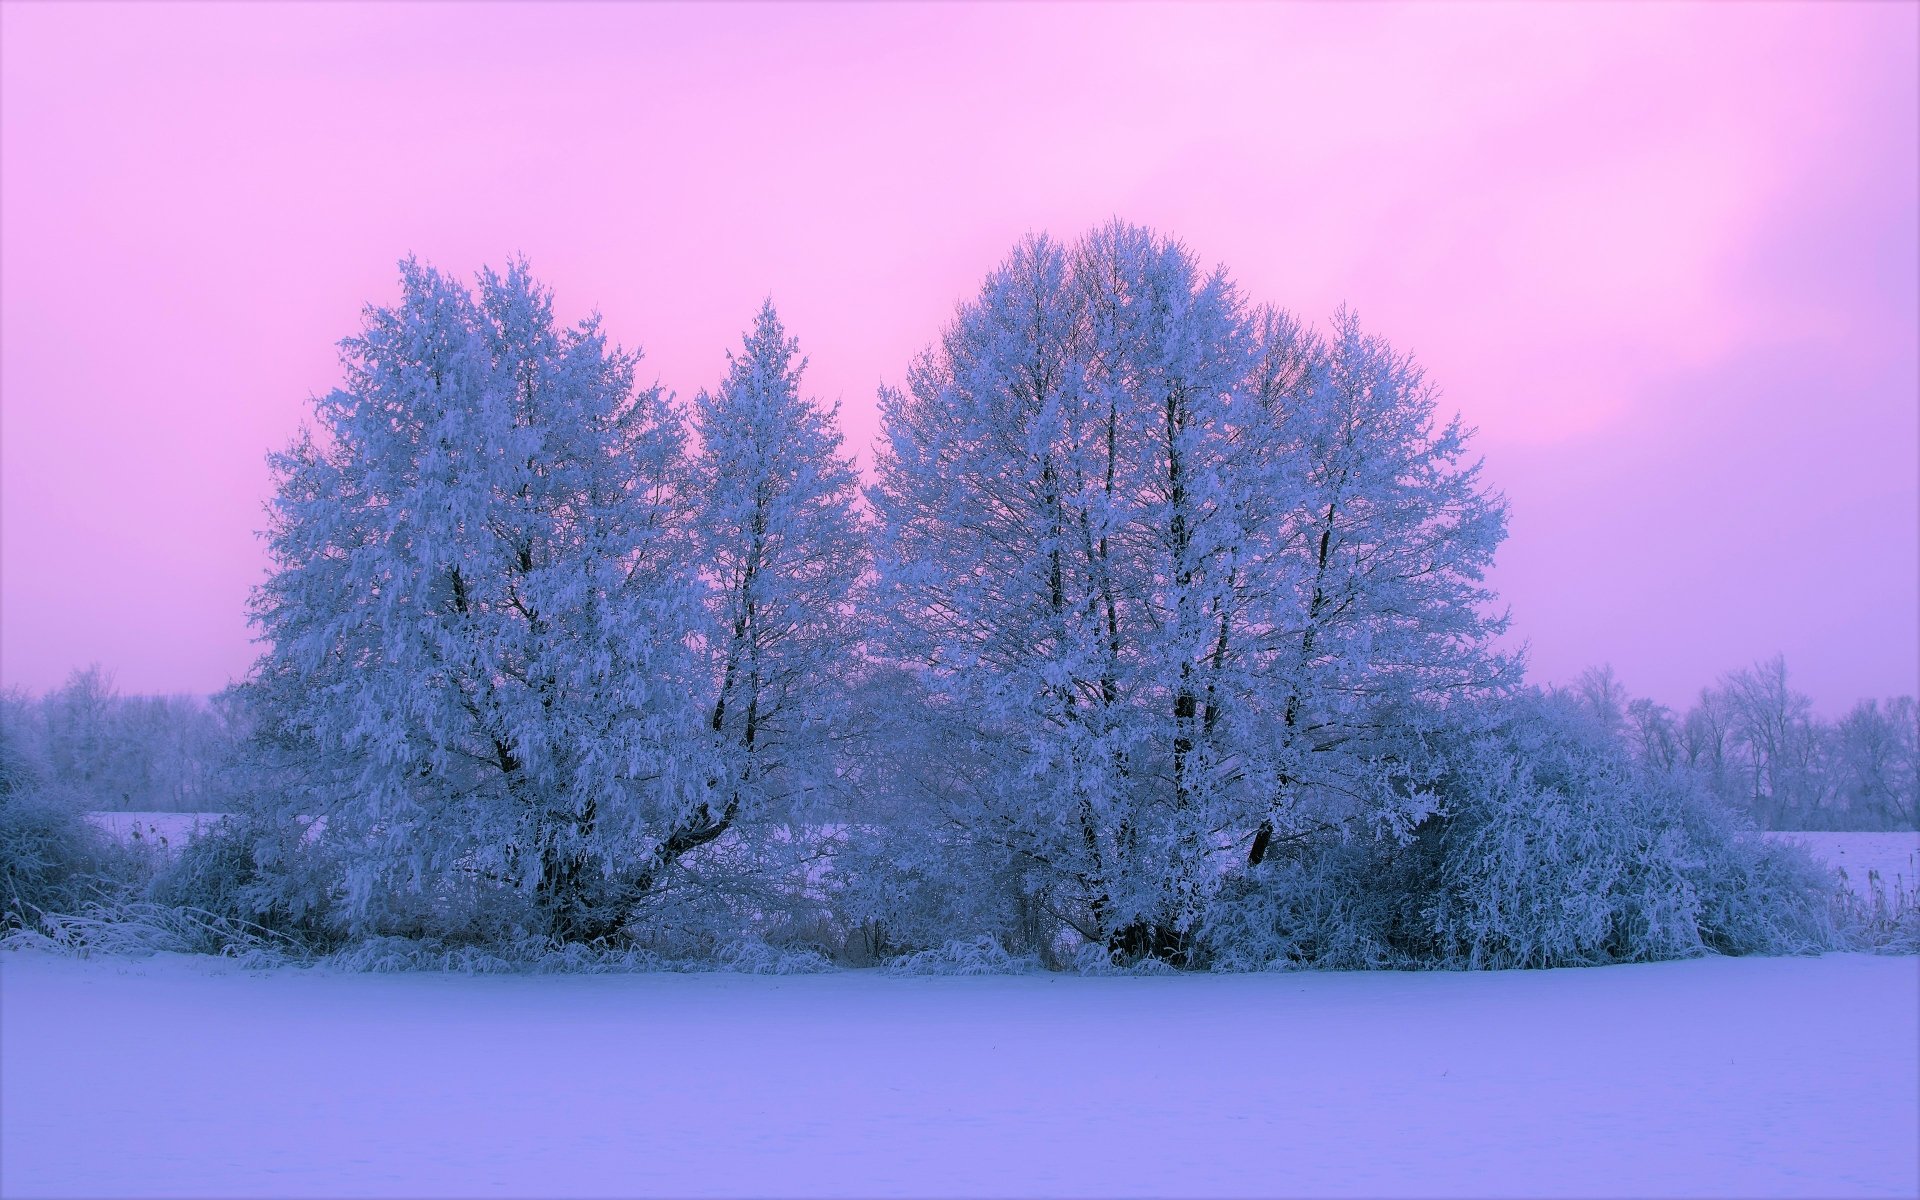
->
[324,935,544,974]
[146,813,344,951]
[1068,939,1182,975]
[1420,695,1710,967]
[832,825,1038,964]
[314,931,835,975]
[820,669,1060,965]
[1673,798,1839,956]
[1423,694,1840,966]
[1204,692,1841,970]
[0,779,293,960]
[144,801,540,955]
[708,939,837,975]
[324,934,621,974]
[1203,837,1424,971]
[0,787,148,930]
[13,900,303,962]
[883,934,1040,976]
[617,902,744,961]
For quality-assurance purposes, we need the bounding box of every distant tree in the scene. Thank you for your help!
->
[1567,667,1679,774]
[1716,656,1827,827]
[1680,684,1736,792]
[1831,697,1919,829]
[43,665,117,794]
[243,258,715,943]
[1573,665,1630,739]
[0,687,46,800]
[1625,696,1680,773]
[1568,655,1920,831]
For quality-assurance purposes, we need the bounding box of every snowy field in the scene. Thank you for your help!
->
[2,951,1915,1199]
[84,810,229,850]
[1766,831,1920,900]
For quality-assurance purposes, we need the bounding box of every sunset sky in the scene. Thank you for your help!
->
[2,1,1915,713]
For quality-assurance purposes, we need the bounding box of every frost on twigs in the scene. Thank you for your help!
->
[882,935,1042,976]
[237,265,863,950]
[1204,691,1847,970]
[865,222,1513,967]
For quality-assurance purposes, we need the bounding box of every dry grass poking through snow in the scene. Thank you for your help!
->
[1767,831,1920,952]
[1765,831,1920,900]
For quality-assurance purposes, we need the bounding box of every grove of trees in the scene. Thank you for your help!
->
[1,667,236,812]
[1572,660,1918,831]
[2,225,1912,968]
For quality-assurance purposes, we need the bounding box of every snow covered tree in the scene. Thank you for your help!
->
[1572,665,1631,738]
[687,301,867,897]
[1831,697,1919,828]
[244,258,715,943]
[42,665,118,795]
[1626,696,1681,773]
[1706,656,1828,827]
[1240,307,1515,867]
[870,222,1513,964]
[0,690,42,802]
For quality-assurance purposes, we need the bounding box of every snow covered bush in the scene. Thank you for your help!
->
[820,666,1062,964]
[1202,835,1425,971]
[883,934,1041,975]
[0,771,295,961]
[1426,695,1739,967]
[1664,785,1840,957]
[1,702,153,933]
[144,814,345,952]
[0,786,147,930]
[12,900,301,963]
[1203,691,1841,970]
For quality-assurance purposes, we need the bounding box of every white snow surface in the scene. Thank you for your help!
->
[3,950,1916,1199]
[84,811,229,849]
[1766,831,1920,900]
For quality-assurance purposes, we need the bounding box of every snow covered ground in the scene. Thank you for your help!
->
[84,811,229,851]
[3,950,1915,1199]
[1766,831,1920,900]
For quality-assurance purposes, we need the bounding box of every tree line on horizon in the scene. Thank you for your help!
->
[10,652,1910,833]
[2,222,1913,969]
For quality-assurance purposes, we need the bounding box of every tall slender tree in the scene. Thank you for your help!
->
[691,301,868,850]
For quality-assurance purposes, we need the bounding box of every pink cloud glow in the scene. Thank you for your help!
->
[3,1,1915,712]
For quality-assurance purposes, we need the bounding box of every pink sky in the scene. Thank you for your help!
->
[3,1,1915,713]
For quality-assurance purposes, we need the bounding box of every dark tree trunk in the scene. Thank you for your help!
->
[1107,919,1190,968]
